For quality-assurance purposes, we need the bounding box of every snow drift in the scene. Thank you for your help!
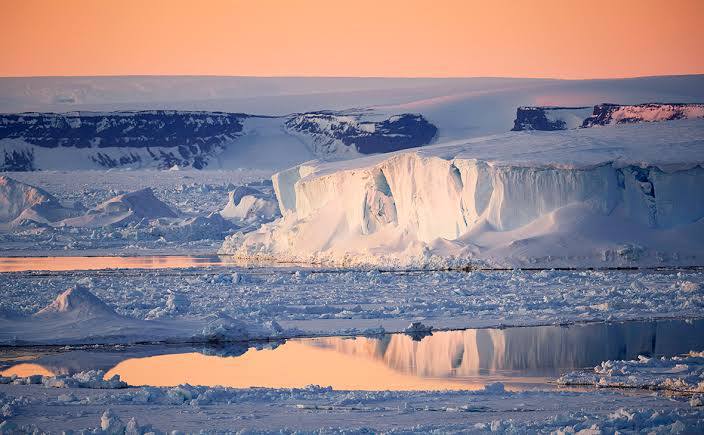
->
[35,285,118,319]
[221,119,704,268]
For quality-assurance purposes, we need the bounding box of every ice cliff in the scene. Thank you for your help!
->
[221,119,704,269]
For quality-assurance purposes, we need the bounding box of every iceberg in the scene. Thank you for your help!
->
[219,186,279,224]
[220,119,704,269]
[61,188,177,227]
[0,176,83,226]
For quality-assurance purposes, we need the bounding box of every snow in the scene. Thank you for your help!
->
[222,119,704,269]
[35,285,117,318]
[0,175,76,225]
[3,76,704,162]
[513,104,704,132]
[1,110,436,171]
[1,265,703,432]
[513,106,594,131]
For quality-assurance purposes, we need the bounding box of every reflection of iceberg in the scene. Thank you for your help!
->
[310,320,704,377]
[3,320,703,389]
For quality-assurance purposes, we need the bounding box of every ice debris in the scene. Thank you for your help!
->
[558,351,704,392]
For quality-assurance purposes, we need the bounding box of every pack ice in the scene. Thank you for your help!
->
[0,285,281,346]
[221,119,704,268]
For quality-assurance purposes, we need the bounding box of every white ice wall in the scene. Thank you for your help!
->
[223,120,704,268]
[284,153,704,243]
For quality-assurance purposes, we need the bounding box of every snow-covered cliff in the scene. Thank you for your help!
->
[513,103,704,131]
[285,112,437,155]
[221,119,704,269]
[0,111,247,170]
[0,111,437,171]
[582,103,704,127]
[512,107,592,131]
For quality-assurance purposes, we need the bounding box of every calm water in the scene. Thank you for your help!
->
[2,319,702,391]
[0,256,241,272]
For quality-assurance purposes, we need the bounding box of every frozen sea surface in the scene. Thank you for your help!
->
[2,266,702,339]
[1,263,703,432]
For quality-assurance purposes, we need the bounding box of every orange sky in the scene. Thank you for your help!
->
[2,0,703,79]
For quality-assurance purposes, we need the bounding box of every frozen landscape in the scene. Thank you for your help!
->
[1,75,704,432]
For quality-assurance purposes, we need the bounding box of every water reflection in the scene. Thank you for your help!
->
[0,255,240,272]
[1,319,702,391]
[311,319,704,377]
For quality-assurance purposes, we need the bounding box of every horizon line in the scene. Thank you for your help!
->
[2,73,703,81]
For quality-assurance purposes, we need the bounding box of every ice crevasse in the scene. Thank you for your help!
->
[220,119,704,268]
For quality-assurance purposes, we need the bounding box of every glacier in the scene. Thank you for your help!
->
[221,119,704,268]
